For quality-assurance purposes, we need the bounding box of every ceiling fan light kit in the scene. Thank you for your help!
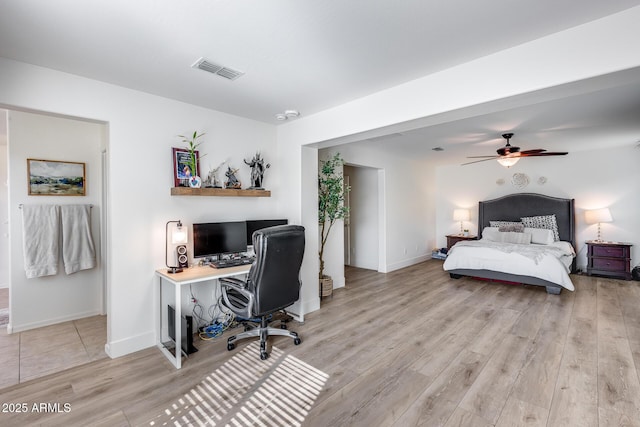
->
[463,132,568,167]
[496,156,520,168]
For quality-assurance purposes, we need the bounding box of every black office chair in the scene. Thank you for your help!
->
[220,225,305,360]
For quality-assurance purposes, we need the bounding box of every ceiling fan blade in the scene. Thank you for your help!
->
[520,152,568,157]
[461,158,497,166]
[465,155,500,159]
[520,149,546,155]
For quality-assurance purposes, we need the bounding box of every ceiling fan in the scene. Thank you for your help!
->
[462,133,568,167]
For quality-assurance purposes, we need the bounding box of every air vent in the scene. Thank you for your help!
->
[192,58,244,81]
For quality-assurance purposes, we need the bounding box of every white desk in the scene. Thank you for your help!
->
[155,264,251,369]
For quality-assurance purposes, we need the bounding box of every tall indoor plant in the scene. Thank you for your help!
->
[318,153,350,296]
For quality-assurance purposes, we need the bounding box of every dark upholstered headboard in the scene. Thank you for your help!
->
[478,193,575,251]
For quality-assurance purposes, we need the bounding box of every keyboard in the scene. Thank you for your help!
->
[210,257,254,269]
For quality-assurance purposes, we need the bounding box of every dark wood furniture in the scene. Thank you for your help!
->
[586,241,632,280]
[446,193,576,294]
[446,234,477,250]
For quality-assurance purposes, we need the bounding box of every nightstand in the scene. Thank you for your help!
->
[446,234,477,250]
[586,241,632,280]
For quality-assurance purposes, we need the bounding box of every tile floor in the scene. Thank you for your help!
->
[0,288,107,389]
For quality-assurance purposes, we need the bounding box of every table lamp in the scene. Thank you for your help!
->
[166,220,188,273]
[453,209,470,235]
[585,208,612,242]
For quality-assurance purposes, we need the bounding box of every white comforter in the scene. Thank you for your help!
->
[443,240,576,291]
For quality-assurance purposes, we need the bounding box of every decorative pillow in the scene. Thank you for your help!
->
[498,231,532,244]
[481,227,500,241]
[521,214,560,241]
[489,220,522,228]
[498,223,525,233]
[523,227,555,245]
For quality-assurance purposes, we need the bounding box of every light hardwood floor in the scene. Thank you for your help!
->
[1,260,640,426]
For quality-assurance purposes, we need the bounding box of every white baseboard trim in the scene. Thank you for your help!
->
[8,309,103,334]
[385,254,430,273]
[332,275,346,289]
[105,330,155,359]
[287,294,321,323]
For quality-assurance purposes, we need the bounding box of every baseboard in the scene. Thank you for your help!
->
[105,330,155,359]
[385,254,430,273]
[287,295,320,322]
[8,309,103,333]
[332,275,346,289]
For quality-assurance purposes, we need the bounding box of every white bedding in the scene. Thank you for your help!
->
[443,239,576,291]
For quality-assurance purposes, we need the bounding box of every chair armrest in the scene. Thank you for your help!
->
[219,277,247,290]
[220,277,254,317]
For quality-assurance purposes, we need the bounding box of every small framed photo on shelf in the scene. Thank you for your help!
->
[27,158,86,196]
[172,148,199,187]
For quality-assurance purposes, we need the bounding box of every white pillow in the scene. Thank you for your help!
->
[499,232,532,244]
[481,227,532,244]
[524,227,555,245]
[481,227,500,241]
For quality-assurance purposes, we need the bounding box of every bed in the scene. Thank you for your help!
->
[443,193,576,294]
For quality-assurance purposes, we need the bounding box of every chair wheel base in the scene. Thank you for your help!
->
[260,351,269,360]
[227,342,236,351]
[294,337,302,345]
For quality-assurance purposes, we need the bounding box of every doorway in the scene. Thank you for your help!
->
[0,108,108,387]
[343,164,380,271]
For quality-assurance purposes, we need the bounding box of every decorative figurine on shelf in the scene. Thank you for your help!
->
[224,166,242,189]
[244,152,270,189]
[212,161,226,188]
[203,161,226,188]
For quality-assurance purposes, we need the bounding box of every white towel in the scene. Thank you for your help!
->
[60,205,96,274]
[21,204,60,278]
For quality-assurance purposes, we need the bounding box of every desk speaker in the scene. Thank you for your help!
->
[176,245,188,268]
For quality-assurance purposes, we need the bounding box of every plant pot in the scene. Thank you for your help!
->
[319,275,333,298]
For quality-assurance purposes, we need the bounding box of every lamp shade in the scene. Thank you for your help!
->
[585,208,612,224]
[453,209,470,222]
[171,223,188,244]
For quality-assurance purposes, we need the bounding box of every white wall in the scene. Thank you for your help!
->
[8,110,104,331]
[434,146,640,271]
[0,57,280,357]
[0,109,8,288]
[320,144,435,280]
[344,165,379,270]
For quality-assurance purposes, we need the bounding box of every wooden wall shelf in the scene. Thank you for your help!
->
[170,187,271,197]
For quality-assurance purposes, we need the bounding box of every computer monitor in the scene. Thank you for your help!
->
[192,221,247,258]
[245,219,288,245]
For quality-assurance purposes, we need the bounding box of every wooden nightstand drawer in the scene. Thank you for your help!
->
[592,245,627,258]
[586,241,633,280]
[591,257,627,272]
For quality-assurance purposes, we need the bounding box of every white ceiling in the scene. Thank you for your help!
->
[1,0,640,163]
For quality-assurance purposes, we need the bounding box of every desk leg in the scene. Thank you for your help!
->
[157,276,181,369]
[174,282,182,369]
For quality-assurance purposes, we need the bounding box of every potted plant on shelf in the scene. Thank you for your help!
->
[178,131,206,188]
[318,153,350,298]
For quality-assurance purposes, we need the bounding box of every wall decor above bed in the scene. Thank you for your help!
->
[511,173,529,189]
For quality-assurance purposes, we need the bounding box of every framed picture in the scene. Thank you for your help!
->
[173,147,200,187]
[27,159,86,196]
